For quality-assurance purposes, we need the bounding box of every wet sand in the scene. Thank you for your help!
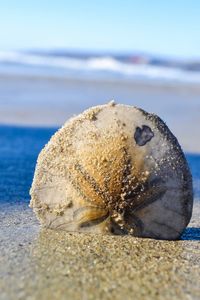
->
[0,201,200,300]
[0,76,200,153]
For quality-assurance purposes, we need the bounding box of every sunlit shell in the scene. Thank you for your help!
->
[30,101,193,239]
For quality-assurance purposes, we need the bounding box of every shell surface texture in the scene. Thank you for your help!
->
[30,102,193,240]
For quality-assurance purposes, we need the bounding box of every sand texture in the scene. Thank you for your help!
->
[0,201,199,300]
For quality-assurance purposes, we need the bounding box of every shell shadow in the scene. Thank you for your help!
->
[180,227,200,241]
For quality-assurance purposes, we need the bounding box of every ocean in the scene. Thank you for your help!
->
[1,50,200,84]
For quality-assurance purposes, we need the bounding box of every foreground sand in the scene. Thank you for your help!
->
[0,201,199,300]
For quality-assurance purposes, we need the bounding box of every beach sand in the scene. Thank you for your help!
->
[0,75,200,153]
[0,201,200,300]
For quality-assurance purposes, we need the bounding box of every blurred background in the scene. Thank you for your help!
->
[0,0,200,152]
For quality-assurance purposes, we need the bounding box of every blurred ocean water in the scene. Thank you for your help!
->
[0,126,54,203]
[1,51,200,84]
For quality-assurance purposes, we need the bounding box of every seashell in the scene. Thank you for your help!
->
[30,101,193,240]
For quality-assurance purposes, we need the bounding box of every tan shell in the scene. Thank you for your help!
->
[30,102,193,239]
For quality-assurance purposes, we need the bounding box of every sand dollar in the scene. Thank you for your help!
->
[30,102,193,239]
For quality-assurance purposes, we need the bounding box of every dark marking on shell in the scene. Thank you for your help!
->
[110,219,128,235]
[134,188,167,212]
[79,212,109,228]
[153,220,181,235]
[73,206,105,220]
[66,171,99,207]
[123,210,144,235]
[132,178,167,212]
[73,206,108,228]
[74,163,108,202]
[134,125,154,146]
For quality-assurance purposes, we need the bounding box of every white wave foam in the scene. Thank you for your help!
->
[0,51,200,84]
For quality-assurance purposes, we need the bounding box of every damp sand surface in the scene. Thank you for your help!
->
[0,201,200,300]
[0,126,200,300]
[1,76,200,153]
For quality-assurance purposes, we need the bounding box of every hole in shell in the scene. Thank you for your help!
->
[134,125,154,146]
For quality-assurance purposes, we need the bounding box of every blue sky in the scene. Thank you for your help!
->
[0,0,200,58]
